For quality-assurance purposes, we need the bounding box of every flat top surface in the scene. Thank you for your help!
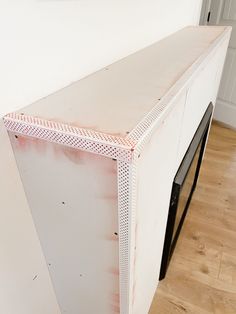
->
[19,26,227,137]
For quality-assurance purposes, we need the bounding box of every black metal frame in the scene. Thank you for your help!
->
[159,102,213,280]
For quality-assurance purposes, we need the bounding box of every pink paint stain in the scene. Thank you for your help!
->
[104,234,119,242]
[97,192,118,200]
[108,267,119,277]
[70,120,98,132]
[106,166,117,176]
[13,134,47,154]
[53,142,118,168]
[110,304,120,313]
[54,145,87,164]
[111,292,120,304]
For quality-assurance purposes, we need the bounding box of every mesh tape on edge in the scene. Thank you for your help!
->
[129,153,138,312]
[117,161,131,313]
[6,112,135,147]
[126,29,230,143]
[4,118,133,163]
[127,100,170,142]
[117,158,138,314]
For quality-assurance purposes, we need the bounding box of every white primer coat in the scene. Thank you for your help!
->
[4,26,230,314]
[0,2,203,313]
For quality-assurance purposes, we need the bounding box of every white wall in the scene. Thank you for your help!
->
[0,1,202,313]
[0,0,202,117]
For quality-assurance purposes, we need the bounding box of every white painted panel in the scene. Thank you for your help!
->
[218,48,235,99]
[212,39,231,103]
[132,94,186,314]
[177,50,220,164]
[8,133,119,314]
[218,47,236,105]
[0,121,61,314]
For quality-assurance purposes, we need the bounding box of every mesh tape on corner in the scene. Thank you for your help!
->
[4,118,133,162]
[126,100,168,142]
[117,161,131,313]
[7,112,134,147]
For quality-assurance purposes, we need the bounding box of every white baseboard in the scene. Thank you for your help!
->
[213,98,236,129]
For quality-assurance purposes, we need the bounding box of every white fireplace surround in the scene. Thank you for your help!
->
[3,26,231,314]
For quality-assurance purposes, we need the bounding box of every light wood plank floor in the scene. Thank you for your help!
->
[149,121,236,314]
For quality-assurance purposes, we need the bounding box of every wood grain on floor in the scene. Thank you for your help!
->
[149,121,236,314]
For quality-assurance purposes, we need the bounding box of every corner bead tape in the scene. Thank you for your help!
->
[3,113,136,163]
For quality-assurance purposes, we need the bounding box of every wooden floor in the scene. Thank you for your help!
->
[149,121,236,314]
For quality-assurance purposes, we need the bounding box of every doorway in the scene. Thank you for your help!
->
[200,0,236,128]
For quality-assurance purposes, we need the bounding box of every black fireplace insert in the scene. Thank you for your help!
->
[159,102,213,280]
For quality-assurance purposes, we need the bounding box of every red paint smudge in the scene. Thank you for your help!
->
[107,131,124,138]
[97,192,118,200]
[111,292,120,304]
[106,164,117,175]
[110,304,120,313]
[71,119,125,139]
[53,142,117,167]
[52,144,87,164]
[104,234,119,242]
[108,267,119,276]
[109,287,120,312]
[13,134,47,154]
[70,121,98,131]
[62,147,85,164]
[15,135,28,150]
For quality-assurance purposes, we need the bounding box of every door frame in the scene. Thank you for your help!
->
[200,0,212,25]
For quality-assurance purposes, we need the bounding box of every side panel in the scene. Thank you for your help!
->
[0,121,61,314]
[8,133,119,314]
[132,93,186,314]
[131,38,229,314]
[177,44,224,166]
[212,38,231,104]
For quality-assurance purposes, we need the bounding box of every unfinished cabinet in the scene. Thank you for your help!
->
[3,26,231,314]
